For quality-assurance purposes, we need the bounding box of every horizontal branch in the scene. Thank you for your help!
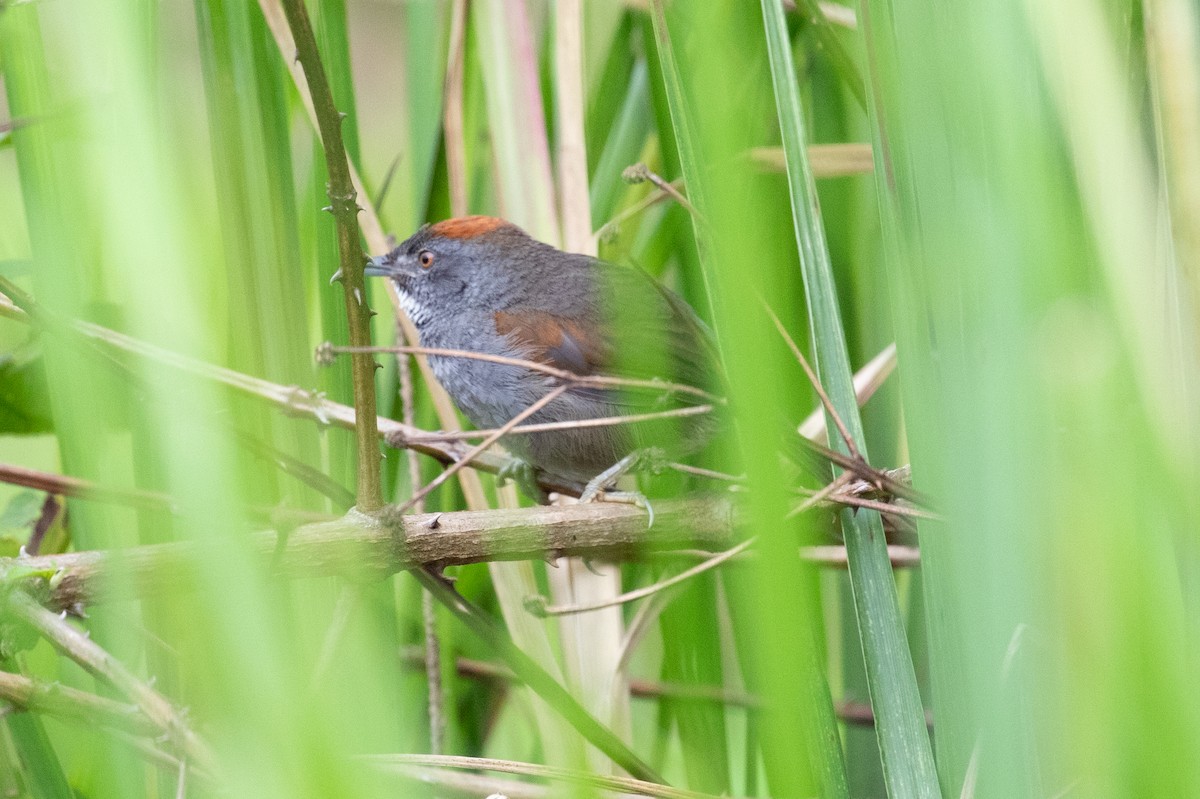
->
[5,497,919,611]
[11,498,736,609]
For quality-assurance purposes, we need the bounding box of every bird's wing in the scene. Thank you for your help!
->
[494,261,719,408]
[493,309,612,378]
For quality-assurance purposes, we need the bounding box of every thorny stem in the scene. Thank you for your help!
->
[9,593,218,774]
[278,0,382,511]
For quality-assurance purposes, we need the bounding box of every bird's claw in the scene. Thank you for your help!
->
[579,451,657,527]
[497,458,548,505]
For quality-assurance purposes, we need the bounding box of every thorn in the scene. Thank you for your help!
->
[424,513,442,530]
[17,546,27,558]
[322,205,333,213]
[329,267,344,285]
[354,287,363,305]
[338,111,348,120]
[58,610,67,619]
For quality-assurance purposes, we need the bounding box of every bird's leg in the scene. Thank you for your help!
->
[496,458,549,505]
[578,448,666,527]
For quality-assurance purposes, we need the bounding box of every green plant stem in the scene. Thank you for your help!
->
[413,569,664,784]
[277,0,381,511]
[759,0,939,795]
[792,0,867,109]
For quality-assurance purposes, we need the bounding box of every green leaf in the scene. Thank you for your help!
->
[0,354,53,435]
[0,491,43,532]
[758,0,939,795]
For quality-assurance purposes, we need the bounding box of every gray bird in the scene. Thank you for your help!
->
[365,216,719,506]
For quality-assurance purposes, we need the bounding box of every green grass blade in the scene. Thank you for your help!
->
[759,2,938,795]
[647,4,850,796]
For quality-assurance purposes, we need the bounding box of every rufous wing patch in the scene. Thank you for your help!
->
[494,310,611,377]
[429,215,510,239]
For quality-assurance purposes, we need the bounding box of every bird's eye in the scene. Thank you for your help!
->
[418,250,435,269]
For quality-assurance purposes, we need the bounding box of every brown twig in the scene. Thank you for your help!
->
[594,177,682,243]
[798,439,930,507]
[0,464,335,529]
[825,493,939,521]
[401,404,714,444]
[324,343,722,404]
[528,537,757,617]
[797,342,896,442]
[621,162,705,225]
[665,462,745,483]
[764,303,860,459]
[0,463,177,513]
[277,0,381,511]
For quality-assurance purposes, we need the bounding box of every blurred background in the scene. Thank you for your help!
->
[2,0,1199,797]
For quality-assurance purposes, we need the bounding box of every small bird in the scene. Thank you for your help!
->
[365,216,719,504]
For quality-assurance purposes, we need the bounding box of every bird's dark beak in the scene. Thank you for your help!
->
[363,254,394,278]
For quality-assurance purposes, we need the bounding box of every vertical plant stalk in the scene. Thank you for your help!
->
[792,0,867,109]
[262,0,490,509]
[1145,0,1200,365]
[551,0,633,762]
[443,0,469,218]
[554,0,592,254]
[278,0,382,511]
[648,4,847,796]
[759,0,939,796]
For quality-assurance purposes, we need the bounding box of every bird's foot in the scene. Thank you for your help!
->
[496,458,549,505]
[578,448,666,527]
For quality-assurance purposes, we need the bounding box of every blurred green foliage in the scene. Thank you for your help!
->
[0,0,1197,797]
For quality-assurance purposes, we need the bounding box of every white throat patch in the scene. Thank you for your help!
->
[397,289,430,327]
